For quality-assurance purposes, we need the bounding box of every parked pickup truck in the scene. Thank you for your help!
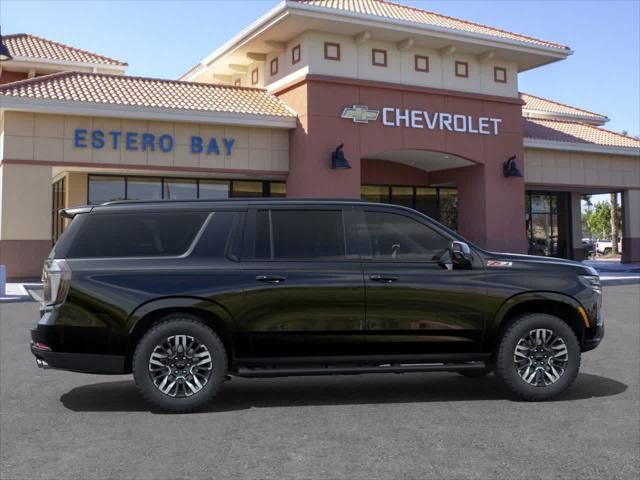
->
[595,238,622,255]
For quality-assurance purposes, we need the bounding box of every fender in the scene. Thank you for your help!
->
[126,296,235,335]
[490,291,586,333]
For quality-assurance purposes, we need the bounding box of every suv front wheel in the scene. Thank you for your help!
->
[133,314,228,413]
[495,313,580,401]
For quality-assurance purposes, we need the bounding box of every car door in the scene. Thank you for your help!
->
[235,206,366,358]
[357,207,487,355]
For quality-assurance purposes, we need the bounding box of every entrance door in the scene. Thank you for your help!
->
[526,192,571,258]
[237,207,366,357]
[357,207,486,355]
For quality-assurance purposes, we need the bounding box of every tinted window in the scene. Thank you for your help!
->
[127,177,162,201]
[67,212,208,258]
[251,210,346,260]
[191,212,243,259]
[364,211,449,261]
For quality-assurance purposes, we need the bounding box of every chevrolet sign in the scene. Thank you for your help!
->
[340,104,502,135]
[341,105,380,123]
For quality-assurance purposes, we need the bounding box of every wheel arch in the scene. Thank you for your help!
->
[124,297,235,373]
[489,292,588,349]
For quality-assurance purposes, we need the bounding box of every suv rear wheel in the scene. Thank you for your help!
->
[495,313,580,401]
[133,314,227,413]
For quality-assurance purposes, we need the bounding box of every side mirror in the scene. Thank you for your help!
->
[440,240,473,270]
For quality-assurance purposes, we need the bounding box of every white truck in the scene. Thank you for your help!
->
[595,238,623,255]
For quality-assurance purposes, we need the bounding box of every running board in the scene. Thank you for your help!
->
[233,361,488,378]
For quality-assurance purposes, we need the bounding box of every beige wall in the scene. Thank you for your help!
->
[196,30,519,98]
[1,111,289,172]
[66,172,88,208]
[524,148,640,188]
[624,189,640,238]
[0,163,52,240]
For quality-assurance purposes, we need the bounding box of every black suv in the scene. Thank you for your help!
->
[32,199,604,412]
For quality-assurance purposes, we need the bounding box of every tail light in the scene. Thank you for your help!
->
[42,259,72,307]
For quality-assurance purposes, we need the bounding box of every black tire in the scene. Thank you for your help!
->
[133,314,228,413]
[495,313,580,401]
[603,247,612,256]
[457,367,493,378]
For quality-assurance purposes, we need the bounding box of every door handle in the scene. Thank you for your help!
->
[256,275,287,284]
[369,274,398,283]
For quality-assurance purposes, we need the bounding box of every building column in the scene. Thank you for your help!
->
[0,163,53,279]
[433,164,527,254]
[621,189,640,263]
[570,192,585,261]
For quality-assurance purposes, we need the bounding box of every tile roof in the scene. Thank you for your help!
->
[524,118,640,149]
[292,0,569,50]
[520,93,608,121]
[3,33,127,67]
[0,71,297,118]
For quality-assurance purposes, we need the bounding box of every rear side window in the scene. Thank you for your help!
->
[251,209,346,260]
[67,212,208,258]
[364,211,449,261]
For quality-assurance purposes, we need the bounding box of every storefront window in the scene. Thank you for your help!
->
[361,184,458,231]
[127,177,162,201]
[361,185,389,203]
[269,182,287,197]
[414,187,439,218]
[439,189,458,231]
[390,186,413,208]
[88,176,125,204]
[199,180,230,199]
[232,181,264,197]
[164,178,197,200]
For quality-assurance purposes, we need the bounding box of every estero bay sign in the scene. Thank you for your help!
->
[74,129,236,155]
[341,105,503,135]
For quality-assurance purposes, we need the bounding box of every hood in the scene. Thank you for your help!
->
[484,251,598,276]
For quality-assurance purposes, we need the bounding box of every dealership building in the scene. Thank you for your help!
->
[1,0,639,278]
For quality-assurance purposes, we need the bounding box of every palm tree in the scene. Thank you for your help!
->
[610,192,619,254]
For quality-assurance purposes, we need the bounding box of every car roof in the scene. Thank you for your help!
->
[63,198,420,216]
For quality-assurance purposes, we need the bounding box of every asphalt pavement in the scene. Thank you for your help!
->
[1,284,638,480]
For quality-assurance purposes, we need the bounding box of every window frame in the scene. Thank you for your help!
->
[494,66,507,83]
[324,42,341,61]
[291,44,301,65]
[270,57,279,76]
[371,48,387,67]
[414,55,429,73]
[455,61,469,78]
[241,206,357,262]
[251,68,259,85]
[355,207,453,264]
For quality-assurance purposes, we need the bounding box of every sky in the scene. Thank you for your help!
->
[1,0,639,136]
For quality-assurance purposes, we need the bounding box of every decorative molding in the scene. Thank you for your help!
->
[212,74,232,84]
[354,31,371,45]
[265,40,286,52]
[478,51,495,62]
[439,45,457,56]
[397,38,415,50]
[228,63,249,73]
[246,52,267,62]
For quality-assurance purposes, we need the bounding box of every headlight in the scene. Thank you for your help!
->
[579,274,601,294]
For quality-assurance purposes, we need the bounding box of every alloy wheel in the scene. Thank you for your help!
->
[513,328,569,387]
[148,334,213,397]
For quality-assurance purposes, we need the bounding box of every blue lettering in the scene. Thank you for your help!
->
[141,133,155,151]
[223,138,235,155]
[74,129,88,148]
[125,132,138,151]
[109,131,121,149]
[207,138,220,155]
[191,136,203,154]
[91,130,104,149]
[159,134,174,153]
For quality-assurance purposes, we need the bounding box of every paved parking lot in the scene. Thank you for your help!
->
[1,283,639,480]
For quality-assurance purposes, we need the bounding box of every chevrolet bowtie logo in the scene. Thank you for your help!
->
[341,105,380,124]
